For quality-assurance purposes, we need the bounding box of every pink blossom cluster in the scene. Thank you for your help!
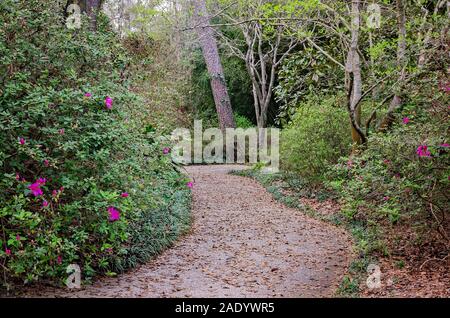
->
[108,206,120,222]
[416,145,431,158]
[28,178,46,197]
[84,92,113,110]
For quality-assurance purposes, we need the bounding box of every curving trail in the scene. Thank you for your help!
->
[26,165,352,298]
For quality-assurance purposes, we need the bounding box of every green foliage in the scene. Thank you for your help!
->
[128,3,158,36]
[190,50,220,127]
[275,49,345,125]
[234,113,253,128]
[123,33,193,134]
[337,275,360,296]
[0,0,190,289]
[280,94,351,181]
[327,90,449,244]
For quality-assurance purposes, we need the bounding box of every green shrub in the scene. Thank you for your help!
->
[0,0,190,289]
[123,33,193,134]
[234,114,253,128]
[280,94,351,181]
[328,93,449,246]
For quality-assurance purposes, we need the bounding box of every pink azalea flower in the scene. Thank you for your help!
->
[187,181,194,189]
[42,200,49,208]
[15,173,20,181]
[440,143,449,148]
[121,192,129,198]
[44,160,49,167]
[19,138,25,145]
[416,145,431,157]
[84,92,92,98]
[5,249,11,256]
[16,235,20,241]
[108,206,120,222]
[383,159,390,165]
[441,83,450,92]
[57,255,62,265]
[402,117,410,124]
[383,196,390,201]
[37,178,47,185]
[105,96,113,110]
[163,147,171,155]
[29,182,43,197]
[52,190,58,197]
[59,128,65,135]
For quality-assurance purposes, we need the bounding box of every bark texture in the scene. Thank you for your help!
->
[81,0,104,31]
[346,0,365,146]
[192,0,236,130]
[379,0,407,131]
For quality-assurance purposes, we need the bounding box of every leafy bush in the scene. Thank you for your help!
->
[123,33,193,134]
[234,114,253,128]
[275,45,345,126]
[0,0,190,289]
[280,94,351,181]
[328,89,449,250]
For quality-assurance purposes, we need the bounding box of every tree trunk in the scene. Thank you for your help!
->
[346,0,365,147]
[249,63,270,146]
[81,0,103,31]
[379,0,407,131]
[191,0,236,130]
[244,23,282,132]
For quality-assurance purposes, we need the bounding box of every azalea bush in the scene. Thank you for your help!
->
[0,0,191,289]
[327,85,449,253]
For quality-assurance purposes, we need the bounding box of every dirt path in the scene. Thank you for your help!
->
[26,165,352,298]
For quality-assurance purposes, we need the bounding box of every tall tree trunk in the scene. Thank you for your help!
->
[346,0,365,146]
[191,0,236,130]
[172,0,182,62]
[379,0,407,131]
[81,0,103,31]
